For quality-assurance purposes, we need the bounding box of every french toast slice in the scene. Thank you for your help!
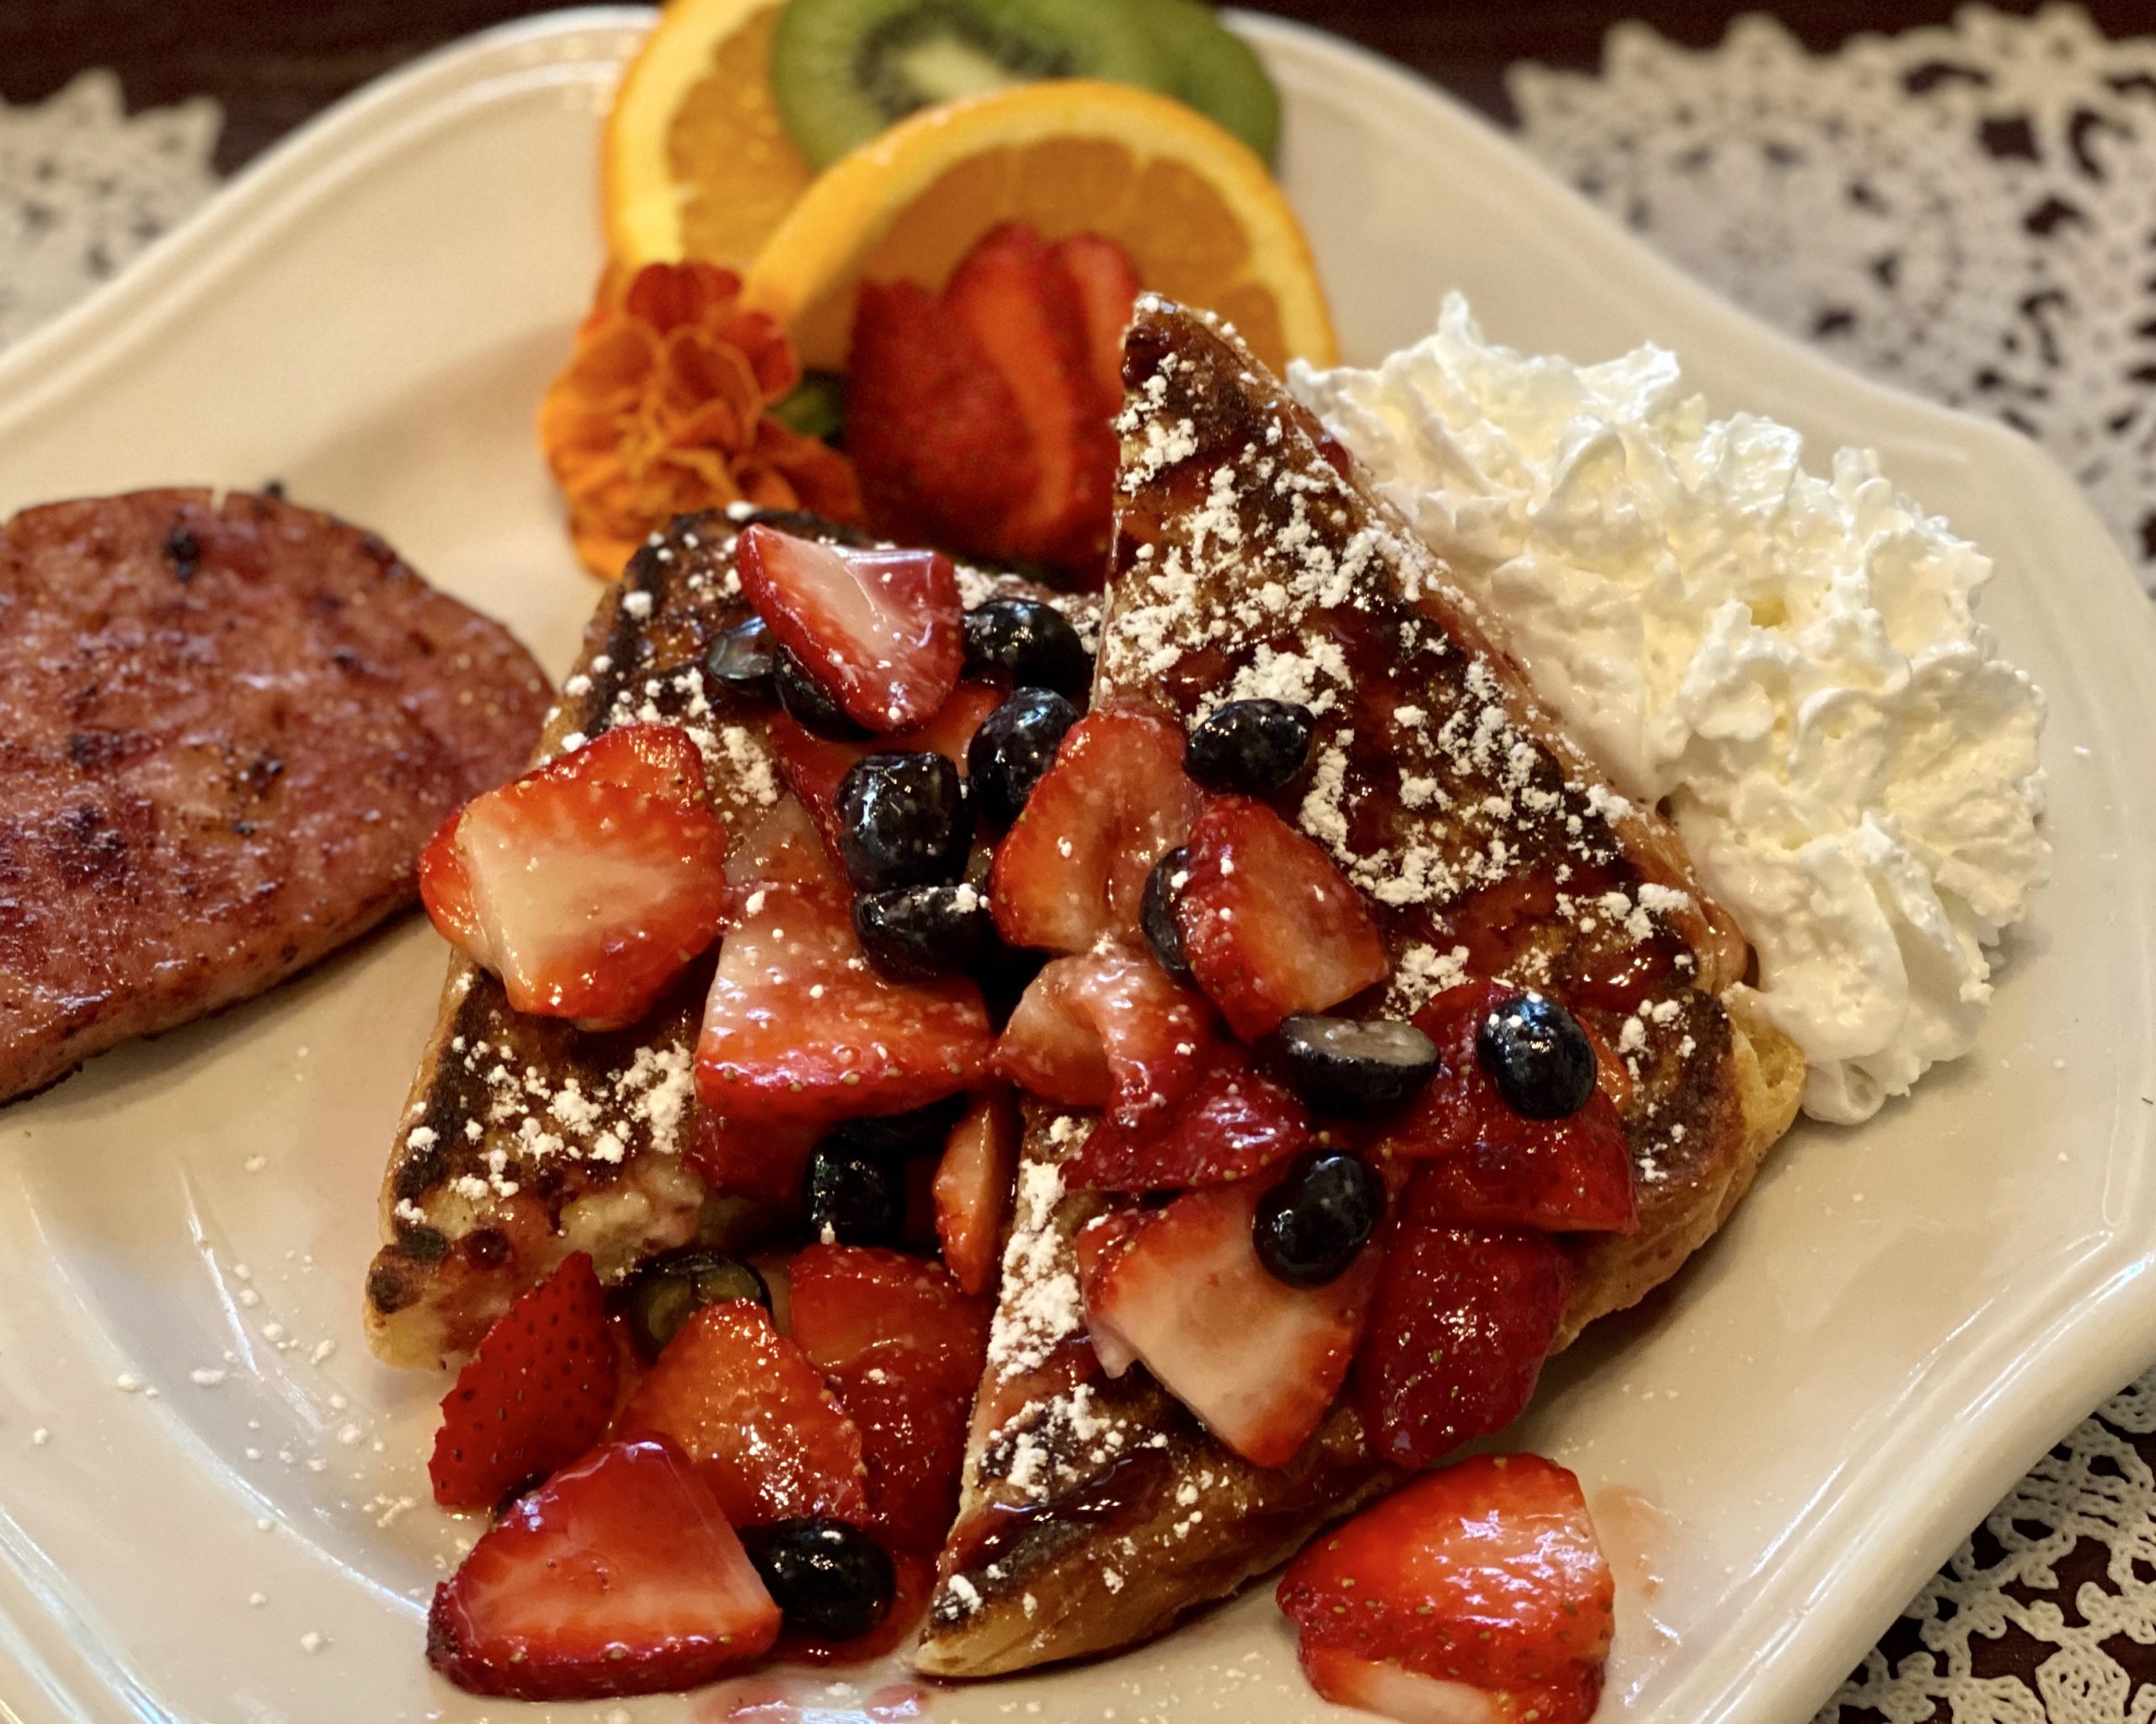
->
[914,300,1804,1676]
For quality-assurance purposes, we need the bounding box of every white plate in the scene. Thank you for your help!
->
[1,11,2152,1723]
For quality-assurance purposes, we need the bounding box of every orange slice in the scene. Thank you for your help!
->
[603,0,819,270]
[741,79,1336,376]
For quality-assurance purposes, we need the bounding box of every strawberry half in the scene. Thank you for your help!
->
[1278,1454,1613,1705]
[1063,1041,1310,1192]
[614,1300,868,1528]
[1076,1181,1381,1466]
[427,1437,780,1700]
[419,723,729,1030]
[428,1252,617,1510]
[934,1090,1020,1296]
[696,815,993,1129]
[769,681,1002,865]
[1355,1225,1570,1470]
[988,708,1199,953]
[994,946,1214,1130]
[1176,795,1390,1041]
[736,521,963,733]
[847,223,1139,575]
[787,1246,990,1551]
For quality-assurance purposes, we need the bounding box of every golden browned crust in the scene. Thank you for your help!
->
[915,302,1804,1679]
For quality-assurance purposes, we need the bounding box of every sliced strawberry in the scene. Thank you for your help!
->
[1077,1181,1380,1466]
[1053,232,1145,413]
[993,946,1214,1129]
[776,1547,936,1668]
[1376,982,1636,1236]
[934,1090,1020,1295]
[988,708,1199,953]
[1279,1454,1613,1700]
[429,1252,617,1510]
[1064,1041,1310,1192]
[614,1300,867,1528]
[1177,795,1390,1041]
[736,520,963,733]
[419,723,729,1030]
[769,681,1002,862]
[695,832,993,1129]
[427,1437,780,1701]
[1296,1647,1601,1724]
[787,1246,990,1551]
[723,794,844,899]
[685,1110,820,1205]
[1355,1226,1570,1470]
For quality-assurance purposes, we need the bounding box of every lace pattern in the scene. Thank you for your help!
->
[0,71,221,349]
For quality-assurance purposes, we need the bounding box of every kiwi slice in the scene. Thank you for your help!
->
[1140,0,1280,163]
[772,0,1174,168]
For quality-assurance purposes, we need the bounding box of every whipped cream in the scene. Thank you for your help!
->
[1293,296,2047,1123]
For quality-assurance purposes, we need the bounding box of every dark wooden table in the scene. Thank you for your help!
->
[6,0,2156,172]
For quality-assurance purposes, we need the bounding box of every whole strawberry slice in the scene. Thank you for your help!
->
[1064,1042,1310,1193]
[1356,1225,1570,1469]
[787,1245,990,1551]
[934,1090,1020,1296]
[1278,1453,1613,1707]
[614,1300,868,1529]
[429,1252,617,1510]
[1177,795,1390,1041]
[696,815,993,1129]
[988,709,1199,953]
[1076,1180,1380,1467]
[419,723,730,1030]
[994,946,1214,1130]
[737,521,962,733]
[428,1437,780,1700]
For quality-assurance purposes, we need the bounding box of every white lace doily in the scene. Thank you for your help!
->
[0,71,221,349]
[1513,3,2156,590]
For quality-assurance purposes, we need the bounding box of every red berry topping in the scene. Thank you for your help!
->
[993,945,1215,1130]
[933,1090,1020,1295]
[1063,1041,1310,1192]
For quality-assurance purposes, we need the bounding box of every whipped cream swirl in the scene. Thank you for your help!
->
[1294,296,2047,1123]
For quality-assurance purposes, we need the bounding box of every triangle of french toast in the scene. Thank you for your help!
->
[913,299,1804,1677]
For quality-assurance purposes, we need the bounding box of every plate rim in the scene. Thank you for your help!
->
[1,10,2153,1724]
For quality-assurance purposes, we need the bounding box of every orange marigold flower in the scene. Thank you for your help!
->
[539,260,864,579]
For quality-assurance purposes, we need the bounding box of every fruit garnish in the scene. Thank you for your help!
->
[770,679,1001,860]
[427,1252,619,1510]
[419,722,731,1031]
[853,883,995,981]
[537,261,862,579]
[427,1437,781,1701]
[736,521,963,732]
[803,1140,907,1246]
[968,688,1082,828]
[686,1110,823,1204]
[740,1515,898,1643]
[1063,1041,1309,1192]
[740,79,1336,378]
[696,809,993,1128]
[849,222,1136,572]
[1075,1180,1380,1466]
[620,1247,774,1362]
[774,1545,936,1666]
[615,1300,870,1528]
[1263,1014,1440,1118]
[1251,1150,1385,1289]
[1183,697,1315,795]
[987,708,1199,953]
[1294,1647,1599,1724]
[1278,1454,1612,1714]
[1354,1225,1571,1470]
[834,752,973,890]
[1140,845,1195,982]
[787,1245,991,1550]
[934,1090,1020,1295]
[995,946,1214,1128]
[962,595,1092,698]
[1176,794,1391,1041]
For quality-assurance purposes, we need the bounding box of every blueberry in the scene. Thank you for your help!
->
[853,883,992,980]
[835,753,971,890]
[804,1144,905,1246]
[1253,1151,1385,1289]
[705,615,776,696]
[620,1248,771,1361]
[1184,699,1315,795]
[963,597,1091,698]
[774,643,868,740]
[1476,991,1598,1119]
[1263,1015,1438,1118]
[739,1518,897,1643]
[1141,846,1193,985]
[968,688,1080,827]
[825,1094,969,1160]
